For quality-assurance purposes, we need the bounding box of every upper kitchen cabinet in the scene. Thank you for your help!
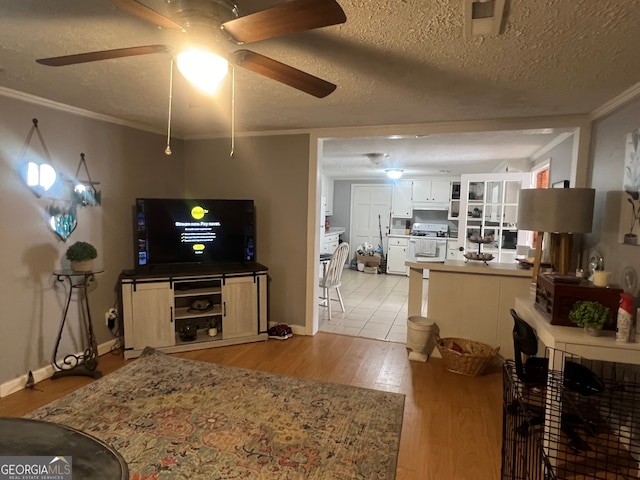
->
[392,180,413,218]
[321,175,334,216]
[449,181,461,220]
[412,179,451,207]
[457,172,533,263]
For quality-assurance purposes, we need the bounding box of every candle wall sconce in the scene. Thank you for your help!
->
[18,118,58,198]
[72,153,101,207]
[18,119,103,241]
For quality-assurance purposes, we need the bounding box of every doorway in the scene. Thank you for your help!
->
[349,184,392,258]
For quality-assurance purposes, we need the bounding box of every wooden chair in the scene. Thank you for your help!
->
[320,242,350,320]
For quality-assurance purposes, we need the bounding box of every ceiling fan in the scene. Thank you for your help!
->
[35,0,347,98]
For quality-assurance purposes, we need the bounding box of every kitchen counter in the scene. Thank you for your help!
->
[418,260,531,277]
[325,227,345,236]
[405,259,532,359]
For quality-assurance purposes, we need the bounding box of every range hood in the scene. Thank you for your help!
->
[412,202,449,211]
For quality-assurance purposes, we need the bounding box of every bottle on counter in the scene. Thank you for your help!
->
[616,293,635,343]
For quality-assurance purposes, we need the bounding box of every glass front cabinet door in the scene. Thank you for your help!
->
[457,172,533,263]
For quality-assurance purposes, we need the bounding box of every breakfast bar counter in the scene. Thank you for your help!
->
[406,260,532,359]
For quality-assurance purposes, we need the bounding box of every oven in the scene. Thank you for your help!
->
[407,237,447,263]
[405,223,449,279]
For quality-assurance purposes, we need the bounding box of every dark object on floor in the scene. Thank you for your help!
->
[268,324,293,340]
[510,308,605,453]
[25,370,35,389]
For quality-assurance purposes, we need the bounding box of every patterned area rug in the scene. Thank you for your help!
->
[26,348,405,479]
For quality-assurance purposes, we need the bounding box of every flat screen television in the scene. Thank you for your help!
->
[134,198,255,272]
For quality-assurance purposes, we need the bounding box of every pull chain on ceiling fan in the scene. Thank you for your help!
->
[165,58,174,155]
[35,0,347,98]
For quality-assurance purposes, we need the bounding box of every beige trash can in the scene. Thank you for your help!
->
[406,316,435,362]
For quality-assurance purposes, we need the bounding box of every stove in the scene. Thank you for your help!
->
[406,222,448,273]
[410,222,449,237]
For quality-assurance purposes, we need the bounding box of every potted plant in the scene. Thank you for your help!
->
[624,193,639,244]
[65,241,97,272]
[568,300,612,336]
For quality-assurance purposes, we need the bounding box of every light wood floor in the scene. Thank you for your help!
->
[0,333,503,479]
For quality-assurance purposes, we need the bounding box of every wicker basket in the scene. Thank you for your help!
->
[435,335,500,376]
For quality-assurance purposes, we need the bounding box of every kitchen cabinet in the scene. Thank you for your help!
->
[457,173,532,263]
[324,232,340,254]
[415,261,531,360]
[412,179,450,205]
[391,180,413,218]
[321,174,334,216]
[386,236,409,275]
[447,241,464,261]
[120,265,269,359]
[449,181,461,220]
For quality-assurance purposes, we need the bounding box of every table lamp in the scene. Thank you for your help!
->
[517,188,595,281]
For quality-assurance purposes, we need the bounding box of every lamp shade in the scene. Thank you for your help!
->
[517,188,595,233]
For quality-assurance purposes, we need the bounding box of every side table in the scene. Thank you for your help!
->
[0,417,128,479]
[51,269,104,379]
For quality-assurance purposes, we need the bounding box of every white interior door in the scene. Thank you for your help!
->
[350,185,392,254]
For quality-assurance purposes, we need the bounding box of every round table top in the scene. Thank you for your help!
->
[53,268,105,277]
[0,417,128,480]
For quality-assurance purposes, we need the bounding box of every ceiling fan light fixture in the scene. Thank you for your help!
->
[365,152,389,165]
[176,49,228,94]
[385,169,404,180]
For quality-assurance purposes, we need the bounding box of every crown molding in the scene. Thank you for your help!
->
[0,86,168,136]
[590,81,640,121]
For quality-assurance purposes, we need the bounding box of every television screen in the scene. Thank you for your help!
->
[134,198,255,271]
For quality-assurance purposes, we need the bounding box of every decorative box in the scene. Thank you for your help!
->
[534,274,622,330]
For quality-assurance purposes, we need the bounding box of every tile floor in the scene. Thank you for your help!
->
[318,268,429,343]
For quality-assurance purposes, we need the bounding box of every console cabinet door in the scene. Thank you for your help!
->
[222,277,258,340]
[122,281,175,350]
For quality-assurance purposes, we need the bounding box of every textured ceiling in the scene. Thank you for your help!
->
[321,129,572,178]
[0,0,639,176]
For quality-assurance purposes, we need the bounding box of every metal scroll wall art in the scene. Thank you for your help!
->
[18,118,101,242]
[623,128,640,245]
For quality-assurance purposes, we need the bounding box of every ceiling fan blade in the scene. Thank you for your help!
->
[108,0,183,30]
[36,45,170,66]
[222,0,346,44]
[233,50,336,98]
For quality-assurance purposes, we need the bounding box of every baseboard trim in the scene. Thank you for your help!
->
[0,339,119,398]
